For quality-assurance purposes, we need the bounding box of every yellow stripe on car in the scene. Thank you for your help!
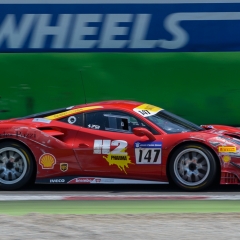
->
[45,106,103,120]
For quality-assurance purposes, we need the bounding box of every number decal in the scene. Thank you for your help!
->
[138,149,143,163]
[144,150,152,162]
[138,110,151,116]
[135,141,162,164]
[153,149,160,162]
[133,104,163,117]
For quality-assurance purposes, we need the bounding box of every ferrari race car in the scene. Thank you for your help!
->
[0,100,240,191]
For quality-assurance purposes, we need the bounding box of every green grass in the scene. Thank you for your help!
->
[1,52,240,124]
[1,200,240,215]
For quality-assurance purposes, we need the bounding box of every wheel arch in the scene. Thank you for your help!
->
[166,140,221,185]
[0,138,37,184]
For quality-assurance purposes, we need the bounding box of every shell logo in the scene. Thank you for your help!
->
[222,155,231,163]
[39,153,56,169]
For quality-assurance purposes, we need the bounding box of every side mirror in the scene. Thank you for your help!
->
[133,127,156,141]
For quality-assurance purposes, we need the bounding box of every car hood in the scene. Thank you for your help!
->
[201,124,240,138]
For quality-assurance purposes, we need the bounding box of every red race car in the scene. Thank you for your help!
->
[0,100,239,191]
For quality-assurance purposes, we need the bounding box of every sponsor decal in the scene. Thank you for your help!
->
[218,146,237,152]
[133,104,162,117]
[45,106,103,120]
[60,163,68,172]
[0,132,13,137]
[93,139,127,154]
[103,151,133,174]
[32,118,51,123]
[39,153,56,169]
[36,176,167,185]
[0,131,36,138]
[88,124,100,129]
[0,132,14,137]
[68,177,95,184]
[135,141,162,164]
[100,178,114,183]
[66,177,166,185]
[222,155,231,163]
[93,139,134,174]
[68,116,76,124]
[50,179,65,183]
[16,131,36,138]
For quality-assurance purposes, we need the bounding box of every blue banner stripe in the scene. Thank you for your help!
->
[1,3,240,52]
[1,1,240,4]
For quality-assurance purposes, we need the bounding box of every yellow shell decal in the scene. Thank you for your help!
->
[218,146,237,153]
[45,106,103,120]
[133,104,163,117]
[222,155,231,163]
[103,148,134,174]
[39,153,56,169]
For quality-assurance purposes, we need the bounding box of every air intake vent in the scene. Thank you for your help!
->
[225,134,240,140]
[37,127,64,137]
[220,172,239,184]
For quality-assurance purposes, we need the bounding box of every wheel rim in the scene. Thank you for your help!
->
[0,147,28,185]
[173,148,210,187]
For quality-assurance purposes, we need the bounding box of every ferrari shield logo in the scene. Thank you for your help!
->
[60,163,68,172]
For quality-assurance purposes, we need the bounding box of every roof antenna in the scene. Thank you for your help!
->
[80,70,87,104]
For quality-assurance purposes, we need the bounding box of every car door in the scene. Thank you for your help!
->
[73,110,163,180]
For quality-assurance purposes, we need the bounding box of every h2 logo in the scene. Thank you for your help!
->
[93,140,128,155]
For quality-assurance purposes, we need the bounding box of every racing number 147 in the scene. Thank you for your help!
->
[136,148,161,164]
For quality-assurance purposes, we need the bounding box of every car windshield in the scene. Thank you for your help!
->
[146,110,203,133]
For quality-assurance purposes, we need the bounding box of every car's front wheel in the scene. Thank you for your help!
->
[0,141,34,190]
[169,144,217,191]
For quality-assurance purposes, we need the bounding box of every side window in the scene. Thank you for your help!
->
[103,113,132,132]
[84,111,105,130]
[58,113,84,127]
[84,111,157,134]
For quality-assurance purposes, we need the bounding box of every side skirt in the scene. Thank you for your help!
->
[36,176,169,184]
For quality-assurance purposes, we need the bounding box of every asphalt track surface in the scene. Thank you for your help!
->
[1,183,240,215]
[1,184,240,240]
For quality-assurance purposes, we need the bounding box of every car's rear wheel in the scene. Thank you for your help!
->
[169,144,217,191]
[0,141,34,190]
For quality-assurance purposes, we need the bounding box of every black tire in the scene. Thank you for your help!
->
[0,141,34,190]
[169,144,217,191]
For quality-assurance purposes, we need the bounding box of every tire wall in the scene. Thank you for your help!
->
[1,1,240,125]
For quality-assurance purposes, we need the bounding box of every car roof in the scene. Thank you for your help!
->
[18,100,144,120]
[72,100,143,111]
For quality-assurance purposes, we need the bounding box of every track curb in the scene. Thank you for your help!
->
[1,194,240,201]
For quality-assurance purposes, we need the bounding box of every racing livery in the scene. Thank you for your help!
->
[0,100,240,191]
